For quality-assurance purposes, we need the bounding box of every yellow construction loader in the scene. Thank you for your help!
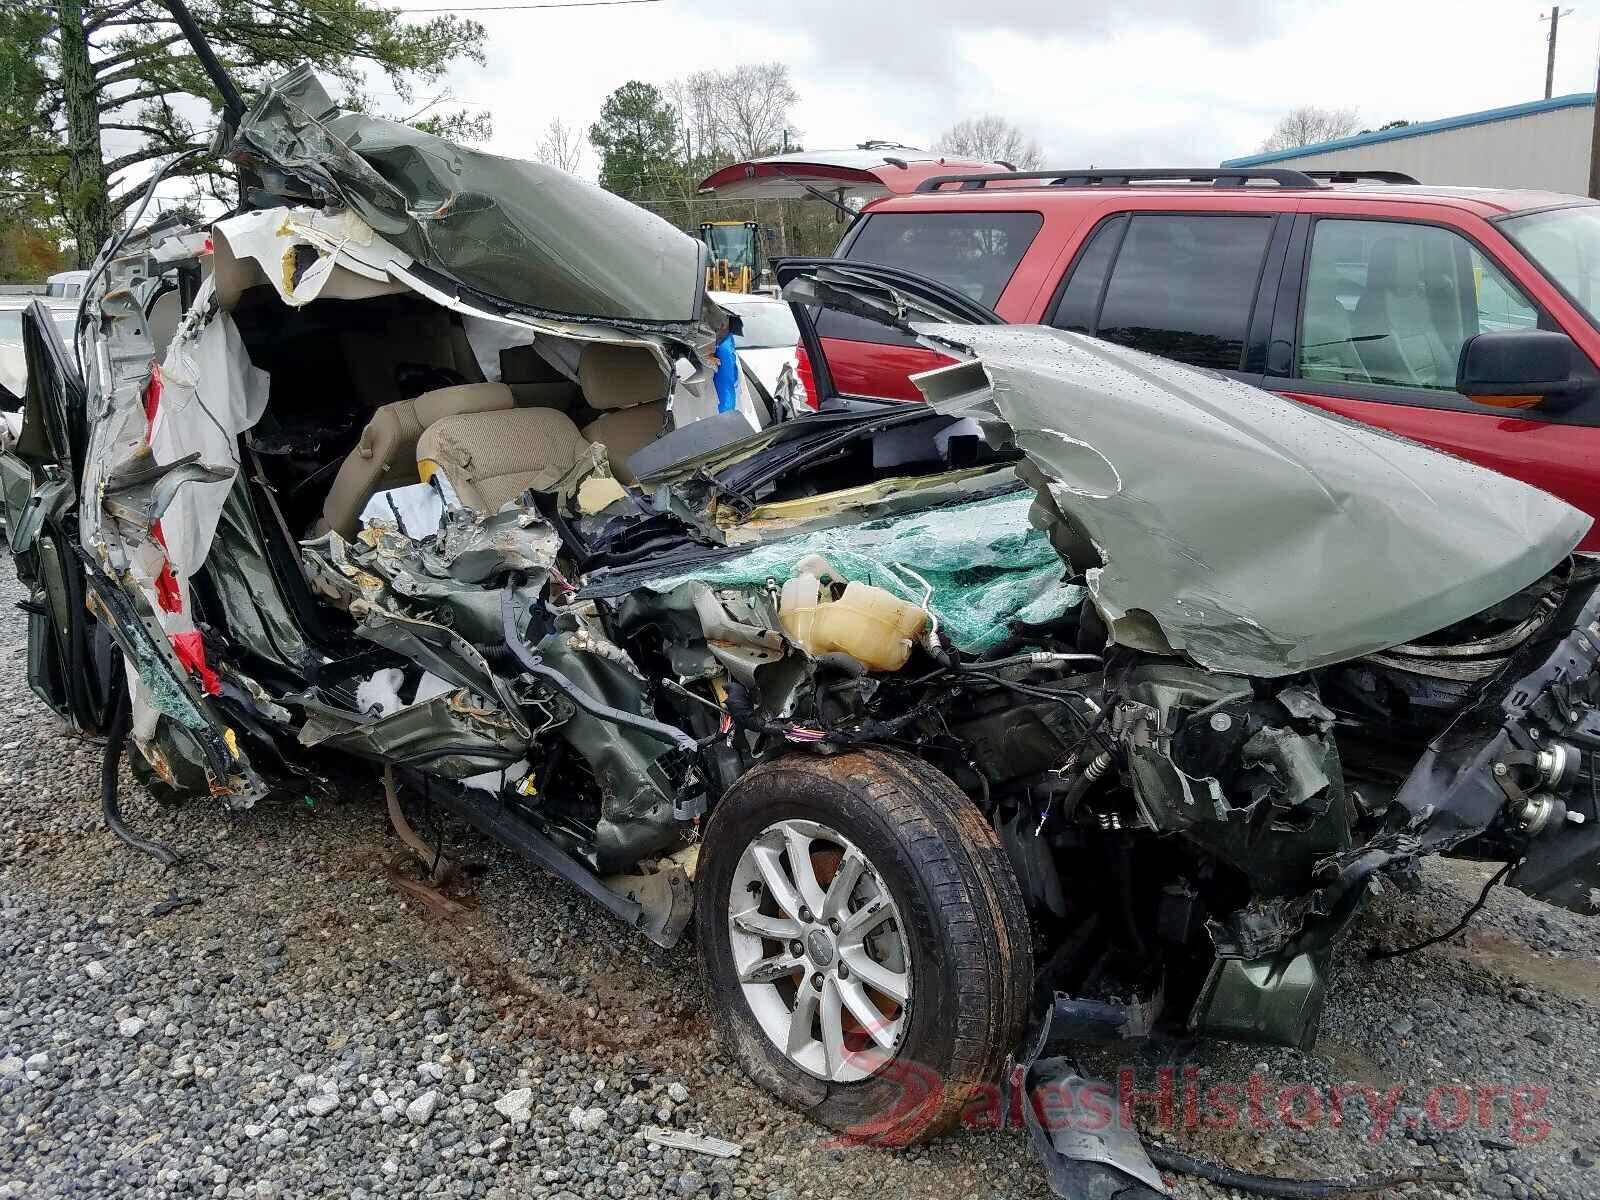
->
[700,221,761,293]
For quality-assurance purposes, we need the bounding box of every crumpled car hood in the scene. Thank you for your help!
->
[916,324,1593,676]
[229,64,706,325]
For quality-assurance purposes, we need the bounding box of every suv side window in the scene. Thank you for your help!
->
[821,210,1043,344]
[1050,213,1273,371]
[1049,215,1125,334]
[1297,218,1538,390]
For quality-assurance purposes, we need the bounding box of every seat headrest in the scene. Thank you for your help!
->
[412,382,513,425]
[1365,237,1419,293]
[579,343,667,411]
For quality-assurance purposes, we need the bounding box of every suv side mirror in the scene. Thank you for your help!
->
[1456,329,1581,409]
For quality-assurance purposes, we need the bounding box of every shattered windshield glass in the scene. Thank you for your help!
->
[230,66,706,325]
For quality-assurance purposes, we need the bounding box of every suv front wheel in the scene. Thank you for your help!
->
[695,748,1031,1145]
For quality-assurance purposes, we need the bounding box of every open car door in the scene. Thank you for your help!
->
[773,257,1004,410]
[2,302,112,732]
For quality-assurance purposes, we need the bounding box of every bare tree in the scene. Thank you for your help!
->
[711,64,799,160]
[935,115,1043,169]
[667,71,722,169]
[536,117,584,175]
[1258,106,1360,152]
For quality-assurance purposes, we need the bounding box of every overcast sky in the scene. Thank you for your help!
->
[425,0,1600,187]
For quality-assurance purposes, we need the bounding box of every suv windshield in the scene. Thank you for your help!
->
[1501,204,1600,329]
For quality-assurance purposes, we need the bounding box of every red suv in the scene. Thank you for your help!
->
[702,160,1600,548]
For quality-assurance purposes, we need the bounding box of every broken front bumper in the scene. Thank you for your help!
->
[1182,568,1600,1051]
[1396,566,1600,909]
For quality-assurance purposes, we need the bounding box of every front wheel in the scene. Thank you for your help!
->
[695,748,1032,1145]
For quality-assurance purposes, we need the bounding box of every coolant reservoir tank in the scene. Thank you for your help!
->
[779,564,927,672]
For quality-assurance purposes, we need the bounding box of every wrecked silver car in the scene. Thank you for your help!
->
[11,62,1600,1196]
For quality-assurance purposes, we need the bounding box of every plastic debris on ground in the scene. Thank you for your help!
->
[639,1126,743,1159]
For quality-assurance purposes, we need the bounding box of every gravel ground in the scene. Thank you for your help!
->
[1,560,1598,1199]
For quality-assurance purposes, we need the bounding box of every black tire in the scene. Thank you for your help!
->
[695,747,1032,1145]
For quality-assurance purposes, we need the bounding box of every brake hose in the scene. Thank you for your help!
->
[101,681,181,867]
[1146,1144,1465,1197]
[498,581,699,754]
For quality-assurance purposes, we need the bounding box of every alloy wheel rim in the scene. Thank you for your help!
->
[727,818,912,1082]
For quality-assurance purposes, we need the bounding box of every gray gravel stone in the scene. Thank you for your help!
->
[116,1016,144,1037]
[305,1093,339,1118]
[407,1090,438,1126]
[494,1088,533,1122]
[568,1105,608,1133]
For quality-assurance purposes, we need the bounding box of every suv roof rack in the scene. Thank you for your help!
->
[1301,169,1420,185]
[915,167,1329,193]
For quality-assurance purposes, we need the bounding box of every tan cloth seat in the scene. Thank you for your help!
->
[316,382,514,537]
[415,342,670,511]
[578,342,666,410]
[418,407,594,513]
[582,401,665,485]
[575,343,669,484]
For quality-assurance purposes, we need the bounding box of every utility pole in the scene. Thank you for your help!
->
[1542,7,1573,99]
[1589,49,1600,198]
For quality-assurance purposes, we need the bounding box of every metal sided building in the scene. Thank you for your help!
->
[1223,94,1596,193]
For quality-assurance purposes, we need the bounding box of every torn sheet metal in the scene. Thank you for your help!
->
[1188,948,1328,1050]
[82,279,269,629]
[191,483,324,677]
[356,606,532,740]
[305,509,559,646]
[230,64,707,325]
[297,688,527,779]
[208,205,700,386]
[210,205,410,309]
[915,326,1592,677]
[531,626,683,873]
[72,263,273,792]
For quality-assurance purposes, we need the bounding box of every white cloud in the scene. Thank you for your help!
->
[136,0,1600,222]
[432,0,1598,181]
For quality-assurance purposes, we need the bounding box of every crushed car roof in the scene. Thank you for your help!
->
[230,64,707,326]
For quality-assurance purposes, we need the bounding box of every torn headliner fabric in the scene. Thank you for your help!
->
[640,489,1084,652]
[230,65,706,325]
[915,325,1594,677]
